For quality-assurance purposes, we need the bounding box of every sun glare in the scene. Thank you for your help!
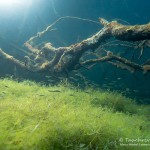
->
[0,0,26,7]
[0,0,32,12]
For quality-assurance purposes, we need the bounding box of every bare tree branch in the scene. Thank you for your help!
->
[0,17,150,76]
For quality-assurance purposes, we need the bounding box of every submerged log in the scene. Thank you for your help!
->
[99,18,150,41]
[0,18,150,75]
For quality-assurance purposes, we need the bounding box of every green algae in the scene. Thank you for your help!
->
[0,79,149,150]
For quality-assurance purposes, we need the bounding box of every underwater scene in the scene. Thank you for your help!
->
[0,0,150,149]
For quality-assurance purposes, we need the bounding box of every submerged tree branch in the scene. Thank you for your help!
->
[0,49,27,69]
[99,18,150,41]
[0,17,150,76]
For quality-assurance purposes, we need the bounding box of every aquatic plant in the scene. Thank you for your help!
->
[0,79,149,150]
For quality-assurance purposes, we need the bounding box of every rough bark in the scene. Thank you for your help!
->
[0,18,150,75]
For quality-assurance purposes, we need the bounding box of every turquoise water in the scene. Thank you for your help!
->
[0,1,150,149]
[0,0,150,103]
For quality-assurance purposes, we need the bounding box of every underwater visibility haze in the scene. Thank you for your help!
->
[0,0,150,149]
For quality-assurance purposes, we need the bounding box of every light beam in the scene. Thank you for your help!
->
[0,0,22,5]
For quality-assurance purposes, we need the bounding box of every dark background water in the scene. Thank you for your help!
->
[0,0,150,103]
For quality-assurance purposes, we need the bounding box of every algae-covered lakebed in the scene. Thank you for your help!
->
[0,79,149,150]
